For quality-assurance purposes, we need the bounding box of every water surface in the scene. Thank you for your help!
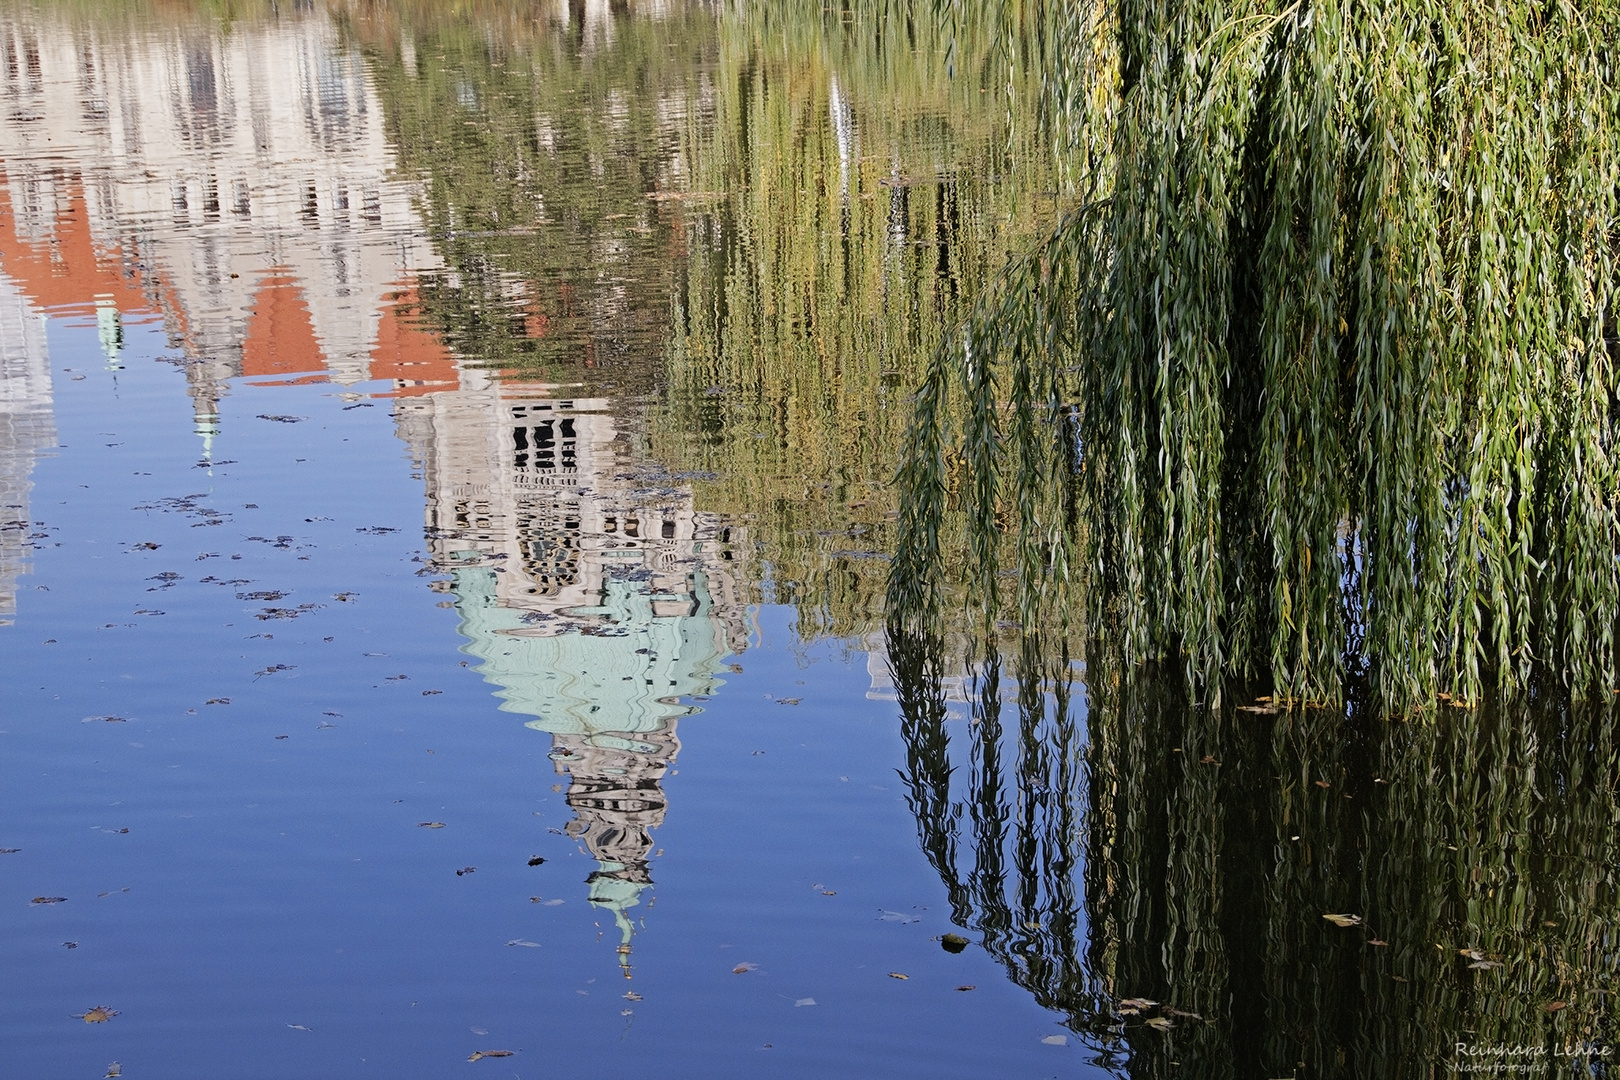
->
[3,3,1615,1079]
[0,3,1091,1077]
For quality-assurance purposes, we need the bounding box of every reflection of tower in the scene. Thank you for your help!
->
[557,729,677,976]
[399,361,747,972]
[0,272,53,624]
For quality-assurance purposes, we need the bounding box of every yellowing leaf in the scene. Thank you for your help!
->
[468,1050,514,1061]
[78,1007,118,1024]
[1322,913,1362,927]
[887,972,909,980]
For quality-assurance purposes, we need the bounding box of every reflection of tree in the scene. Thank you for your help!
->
[347,1,717,393]
[892,632,1620,1075]
[643,12,1061,644]
[889,629,1115,1048]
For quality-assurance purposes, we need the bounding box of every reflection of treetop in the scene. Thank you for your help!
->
[349,2,719,389]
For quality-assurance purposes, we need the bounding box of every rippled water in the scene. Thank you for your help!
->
[6,3,1617,1078]
[0,2,1092,1077]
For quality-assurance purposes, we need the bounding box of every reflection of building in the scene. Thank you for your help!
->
[0,7,451,449]
[398,366,748,972]
[0,273,53,624]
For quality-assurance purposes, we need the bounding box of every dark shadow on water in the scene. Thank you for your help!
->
[889,628,1620,1076]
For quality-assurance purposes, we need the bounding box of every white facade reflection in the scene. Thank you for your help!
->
[0,272,52,623]
[0,7,444,446]
[397,368,748,973]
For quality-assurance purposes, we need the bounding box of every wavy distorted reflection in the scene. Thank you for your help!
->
[401,378,749,973]
[889,631,1620,1074]
[0,4,446,453]
[0,269,54,623]
[0,0,750,977]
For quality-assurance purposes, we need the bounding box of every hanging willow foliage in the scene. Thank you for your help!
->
[890,0,1620,709]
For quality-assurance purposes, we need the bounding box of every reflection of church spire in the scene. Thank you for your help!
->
[555,727,679,977]
[452,558,729,973]
[416,380,747,974]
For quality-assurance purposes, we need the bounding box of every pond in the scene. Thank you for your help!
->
[0,2,1613,1078]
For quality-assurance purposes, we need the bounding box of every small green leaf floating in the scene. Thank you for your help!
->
[940,933,970,953]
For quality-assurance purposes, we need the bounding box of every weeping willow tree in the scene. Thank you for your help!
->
[891,0,1620,710]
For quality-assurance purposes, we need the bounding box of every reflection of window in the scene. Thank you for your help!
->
[516,502,581,596]
[512,418,577,474]
[452,498,493,538]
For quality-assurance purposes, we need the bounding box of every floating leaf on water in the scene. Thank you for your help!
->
[954,985,976,992]
[1468,960,1503,970]
[505,939,540,948]
[1545,1001,1568,1012]
[455,867,476,876]
[878,910,919,924]
[31,896,67,905]
[84,716,125,723]
[418,822,446,829]
[940,933,970,953]
[732,963,758,974]
[795,998,817,1007]
[1313,780,1332,789]
[0,848,19,854]
[1322,913,1362,927]
[777,698,801,705]
[1165,1008,1204,1021]
[887,972,909,980]
[1118,998,1158,1010]
[105,1064,120,1078]
[1459,948,1485,961]
[1368,939,1388,946]
[205,698,230,705]
[622,992,641,1002]
[527,856,545,867]
[467,1050,514,1061]
[77,1006,117,1023]
[287,1024,311,1031]
[1146,1017,1175,1032]
[1041,1035,1067,1045]
[62,941,77,949]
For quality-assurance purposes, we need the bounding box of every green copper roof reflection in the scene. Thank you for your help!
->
[452,565,729,741]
